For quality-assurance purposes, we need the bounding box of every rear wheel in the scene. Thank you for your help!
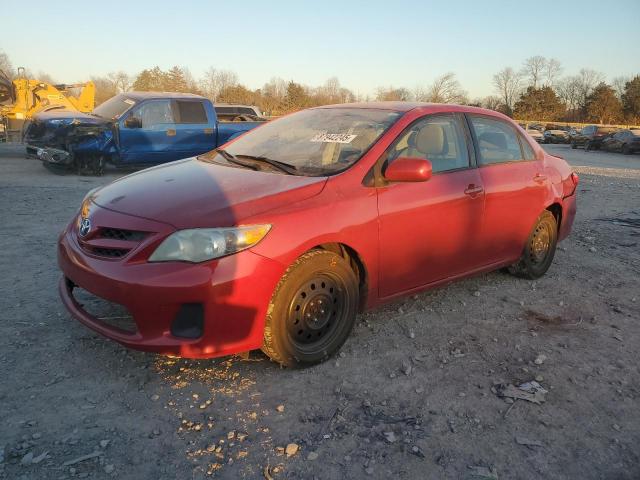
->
[509,211,558,280]
[262,250,359,367]
[571,142,577,149]
[584,141,592,151]
[622,144,632,155]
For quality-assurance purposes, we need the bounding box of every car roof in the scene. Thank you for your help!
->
[313,101,509,117]
[123,91,206,101]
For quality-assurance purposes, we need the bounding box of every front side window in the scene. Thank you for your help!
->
[469,116,523,165]
[129,100,174,129]
[386,115,469,173]
[200,107,402,176]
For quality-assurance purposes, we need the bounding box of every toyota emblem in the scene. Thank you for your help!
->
[79,217,92,237]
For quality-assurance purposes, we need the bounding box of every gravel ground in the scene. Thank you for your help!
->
[0,145,639,480]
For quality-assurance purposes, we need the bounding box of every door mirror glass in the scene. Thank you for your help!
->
[384,157,432,182]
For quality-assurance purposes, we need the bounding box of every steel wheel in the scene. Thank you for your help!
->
[509,210,558,280]
[286,274,345,352]
[529,221,552,266]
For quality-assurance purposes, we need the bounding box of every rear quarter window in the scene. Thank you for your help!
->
[175,101,208,124]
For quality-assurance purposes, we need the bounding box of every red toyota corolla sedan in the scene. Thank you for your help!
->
[58,103,578,367]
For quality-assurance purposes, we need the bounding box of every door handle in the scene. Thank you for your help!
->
[464,184,484,196]
[166,129,176,137]
[533,173,547,183]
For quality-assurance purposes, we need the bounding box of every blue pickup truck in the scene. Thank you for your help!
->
[23,92,264,174]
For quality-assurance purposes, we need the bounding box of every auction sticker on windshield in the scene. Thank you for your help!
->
[310,132,357,143]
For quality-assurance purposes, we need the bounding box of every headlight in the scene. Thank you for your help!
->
[149,225,271,263]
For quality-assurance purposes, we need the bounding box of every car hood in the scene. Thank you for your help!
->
[25,110,111,146]
[91,158,328,229]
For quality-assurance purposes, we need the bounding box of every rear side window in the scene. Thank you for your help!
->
[387,114,469,174]
[175,101,208,124]
[469,116,523,165]
[597,127,616,135]
[520,136,536,160]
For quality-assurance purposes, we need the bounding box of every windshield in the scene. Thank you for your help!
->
[92,95,135,120]
[200,108,402,176]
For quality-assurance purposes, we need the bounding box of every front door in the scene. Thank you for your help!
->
[119,99,177,163]
[377,113,485,298]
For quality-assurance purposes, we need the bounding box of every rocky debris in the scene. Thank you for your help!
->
[307,451,319,461]
[276,405,285,413]
[534,354,547,365]
[516,437,543,448]
[401,360,412,376]
[468,465,499,479]
[99,440,110,449]
[150,394,160,402]
[62,450,103,466]
[104,464,115,474]
[383,431,397,443]
[285,443,299,456]
[495,381,547,404]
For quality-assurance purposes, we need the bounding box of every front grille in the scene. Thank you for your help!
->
[88,247,128,258]
[98,228,147,242]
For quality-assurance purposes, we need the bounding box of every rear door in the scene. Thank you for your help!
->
[467,114,547,265]
[119,99,177,163]
[172,99,216,159]
[377,113,485,298]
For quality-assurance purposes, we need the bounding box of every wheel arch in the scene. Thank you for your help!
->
[546,202,562,231]
[310,242,368,311]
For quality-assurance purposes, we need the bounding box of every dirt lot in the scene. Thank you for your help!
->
[1,144,639,480]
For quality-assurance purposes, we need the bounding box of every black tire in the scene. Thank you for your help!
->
[262,250,359,367]
[584,141,591,151]
[571,142,577,149]
[622,144,631,155]
[509,211,558,280]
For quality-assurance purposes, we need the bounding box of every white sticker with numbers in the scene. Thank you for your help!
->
[310,132,357,144]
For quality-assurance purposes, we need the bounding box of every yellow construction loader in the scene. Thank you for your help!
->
[0,67,95,141]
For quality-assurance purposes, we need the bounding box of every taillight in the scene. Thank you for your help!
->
[563,172,579,197]
[571,172,579,186]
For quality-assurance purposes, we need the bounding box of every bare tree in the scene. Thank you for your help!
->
[375,86,412,101]
[543,58,562,87]
[200,68,238,102]
[481,95,502,111]
[107,71,132,93]
[522,56,547,88]
[556,76,582,112]
[415,73,468,104]
[611,76,630,100]
[576,68,605,108]
[493,67,522,115]
[0,50,14,78]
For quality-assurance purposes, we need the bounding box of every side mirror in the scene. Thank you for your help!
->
[383,157,432,183]
[124,116,142,129]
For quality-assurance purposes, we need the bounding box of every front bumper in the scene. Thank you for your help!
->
[26,144,74,166]
[58,220,285,359]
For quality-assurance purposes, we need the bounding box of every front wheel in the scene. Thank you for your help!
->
[622,144,632,155]
[509,211,558,280]
[571,142,577,149]
[262,250,359,367]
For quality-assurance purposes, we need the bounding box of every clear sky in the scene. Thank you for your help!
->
[2,0,639,98]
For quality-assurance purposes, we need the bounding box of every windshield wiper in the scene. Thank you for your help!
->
[235,154,298,175]
[214,148,259,171]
